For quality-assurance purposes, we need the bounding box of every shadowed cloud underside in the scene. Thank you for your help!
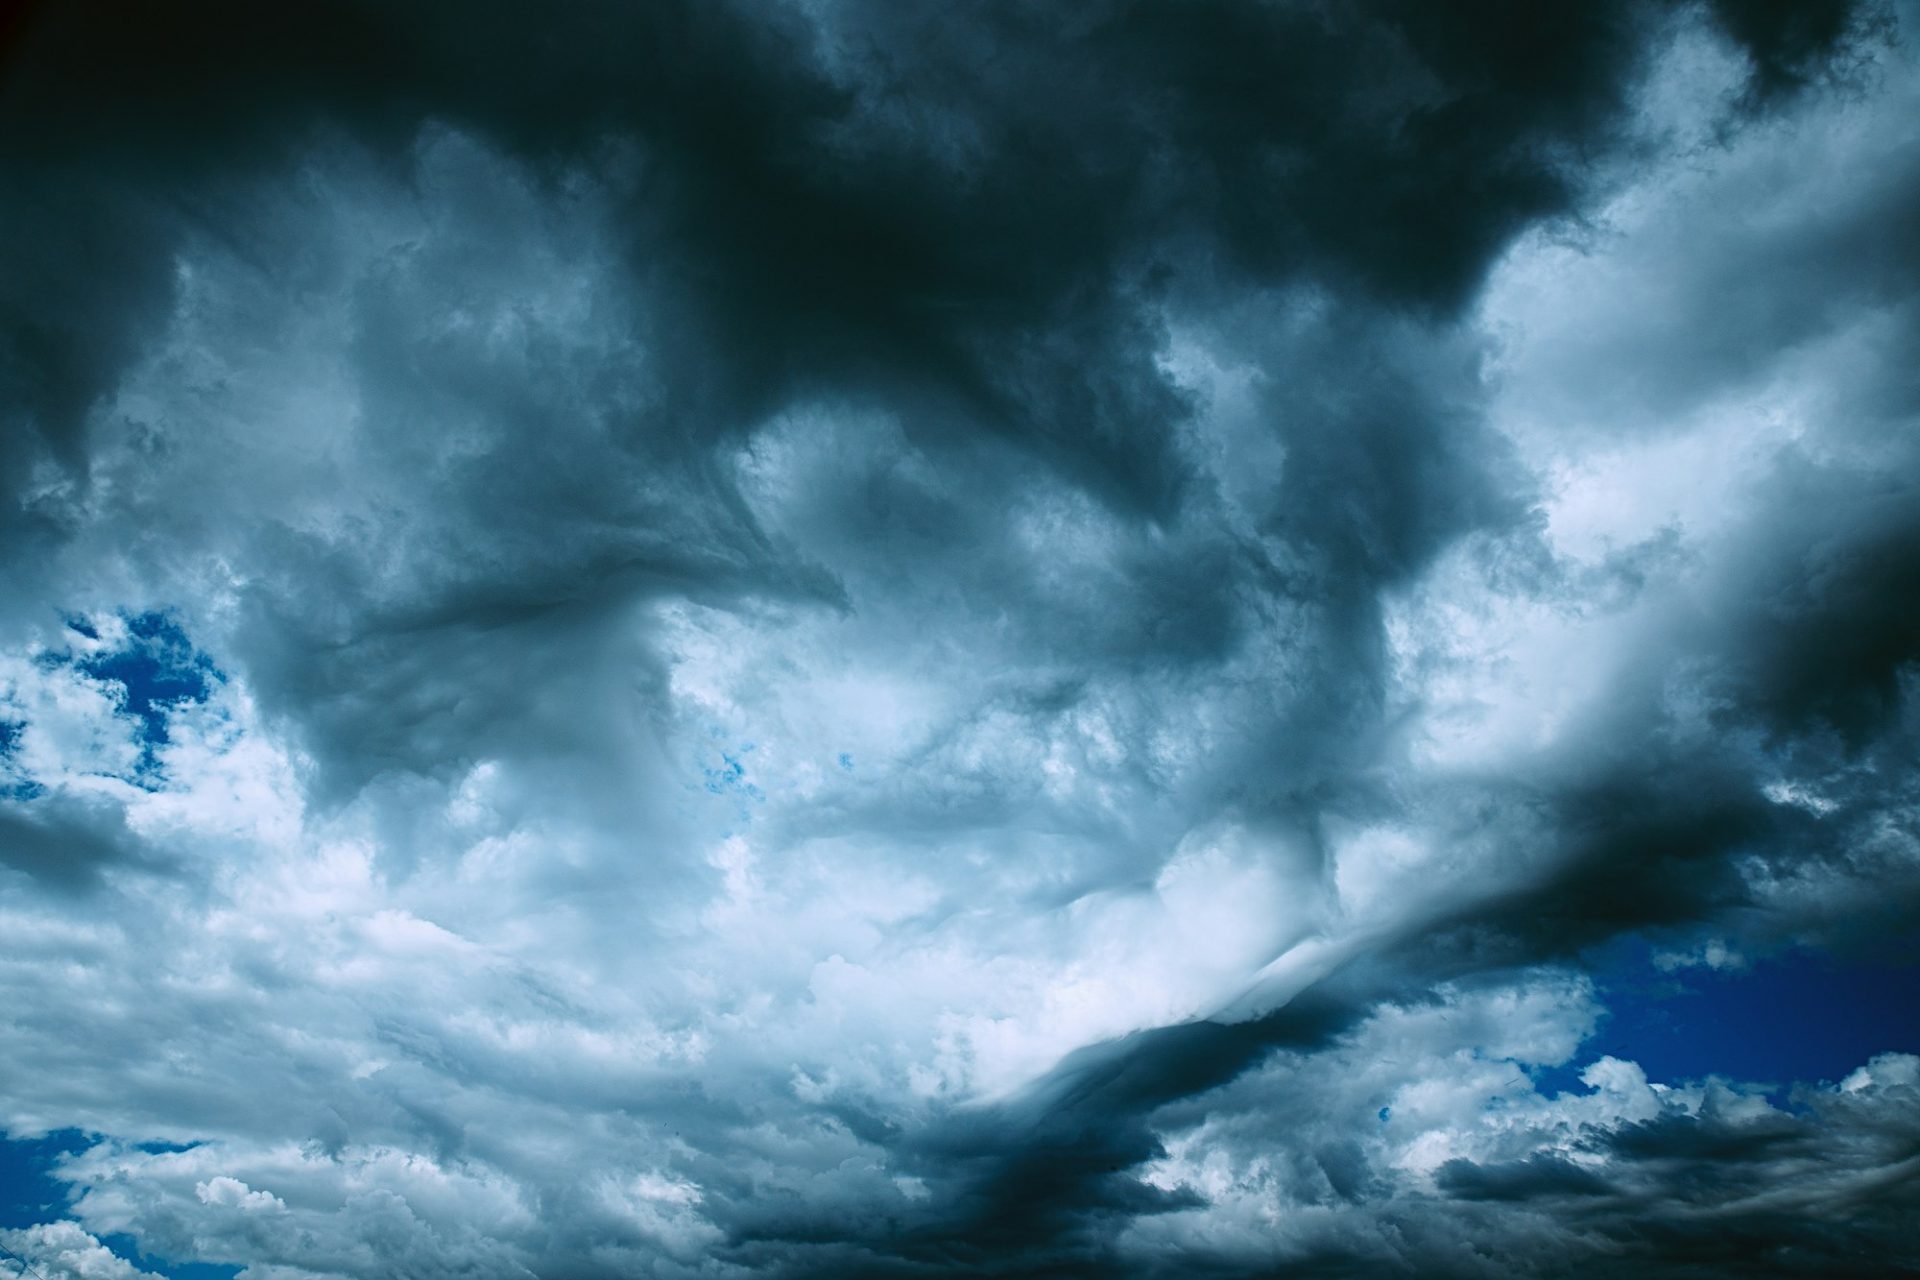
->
[0,1,1918,1276]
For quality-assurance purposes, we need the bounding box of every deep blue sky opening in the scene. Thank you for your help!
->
[0,1133,238,1280]
[1537,937,1920,1096]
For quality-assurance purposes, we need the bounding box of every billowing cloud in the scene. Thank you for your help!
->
[0,1,1915,1276]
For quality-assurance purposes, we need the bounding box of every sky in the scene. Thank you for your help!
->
[0,1,1918,1276]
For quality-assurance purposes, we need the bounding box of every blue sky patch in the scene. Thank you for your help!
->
[16,611,226,788]
[0,1132,237,1280]
[101,1234,242,1280]
[0,720,37,802]
[0,1130,86,1229]
[1539,938,1920,1095]
[74,613,220,751]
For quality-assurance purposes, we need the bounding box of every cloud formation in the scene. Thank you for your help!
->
[0,0,1916,1275]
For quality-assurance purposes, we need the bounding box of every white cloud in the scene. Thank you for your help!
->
[0,1222,164,1280]
[0,5,1914,1276]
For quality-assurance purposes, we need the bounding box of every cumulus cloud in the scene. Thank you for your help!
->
[0,1221,164,1280]
[1130,979,1920,1276]
[0,0,1915,1276]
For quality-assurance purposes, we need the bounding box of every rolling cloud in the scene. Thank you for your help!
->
[0,1,1916,1276]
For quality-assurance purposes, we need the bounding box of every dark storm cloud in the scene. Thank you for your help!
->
[847,130,1920,1267]
[0,791,149,891]
[1,1,1916,1278]
[3,0,1873,518]
[1707,451,1920,750]
[1434,1151,1614,1200]
[1428,1072,1920,1277]
[1018,987,1920,1278]
[1706,0,1891,101]
[0,0,1884,764]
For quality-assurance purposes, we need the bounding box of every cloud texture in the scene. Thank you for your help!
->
[0,1,1917,1275]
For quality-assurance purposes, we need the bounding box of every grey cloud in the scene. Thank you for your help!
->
[0,2,1915,1278]
[1100,984,1920,1278]
[0,791,150,891]
[1434,1151,1615,1200]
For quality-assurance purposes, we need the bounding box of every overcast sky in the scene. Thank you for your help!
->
[1,1,1918,1276]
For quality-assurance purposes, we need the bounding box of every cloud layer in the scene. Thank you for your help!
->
[0,1,1916,1275]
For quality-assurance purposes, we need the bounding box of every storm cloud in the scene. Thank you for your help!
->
[1,1,1917,1276]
